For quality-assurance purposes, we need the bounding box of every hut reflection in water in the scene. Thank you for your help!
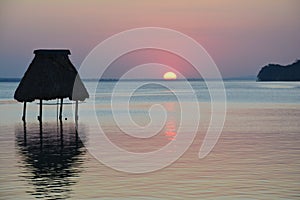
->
[15,122,86,199]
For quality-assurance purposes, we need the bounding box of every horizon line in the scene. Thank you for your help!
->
[0,76,256,82]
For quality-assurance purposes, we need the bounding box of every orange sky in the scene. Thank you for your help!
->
[0,0,299,78]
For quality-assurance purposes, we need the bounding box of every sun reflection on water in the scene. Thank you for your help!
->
[163,102,179,142]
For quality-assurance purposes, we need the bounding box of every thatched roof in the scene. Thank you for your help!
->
[14,49,89,102]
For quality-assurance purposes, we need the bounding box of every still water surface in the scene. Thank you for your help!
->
[0,80,299,199]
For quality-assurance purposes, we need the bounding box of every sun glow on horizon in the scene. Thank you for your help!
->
[163,71,177,80]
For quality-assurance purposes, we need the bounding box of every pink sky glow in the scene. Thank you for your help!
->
[0,0,299,78]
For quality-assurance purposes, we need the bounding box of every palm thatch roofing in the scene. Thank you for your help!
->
[14,49,89,102]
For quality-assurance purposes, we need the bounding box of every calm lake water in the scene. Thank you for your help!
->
[0,80,300,199]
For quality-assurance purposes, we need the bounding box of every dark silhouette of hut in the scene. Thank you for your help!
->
[14,49,89,122]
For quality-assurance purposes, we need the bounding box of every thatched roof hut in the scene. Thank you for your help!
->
[14,49,88,102]
[14,49,89,122]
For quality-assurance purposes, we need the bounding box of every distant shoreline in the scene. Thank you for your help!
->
[0,77,255,82]
[0,78,21,82]
[257,60,300,81]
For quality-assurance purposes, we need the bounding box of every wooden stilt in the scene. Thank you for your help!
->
[75,100,79,121]
[56,98,59,122]
[22,102,27,122]
[38,99,42,122]
[59,98,63,121]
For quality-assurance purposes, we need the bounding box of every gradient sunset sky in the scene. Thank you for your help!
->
[0,0,299,78]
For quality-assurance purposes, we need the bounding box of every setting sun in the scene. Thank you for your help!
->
[163,72,177,80]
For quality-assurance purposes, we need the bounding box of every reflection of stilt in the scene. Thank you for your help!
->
[16,122,86,200]
[22,102,27,122]
[75,119,79,145]
[60,120,64,147]
[75,100,79,142]
[39,120,43,150]
[23,121,27,146]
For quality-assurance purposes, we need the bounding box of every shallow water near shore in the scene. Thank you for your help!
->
[0,80,300,199]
